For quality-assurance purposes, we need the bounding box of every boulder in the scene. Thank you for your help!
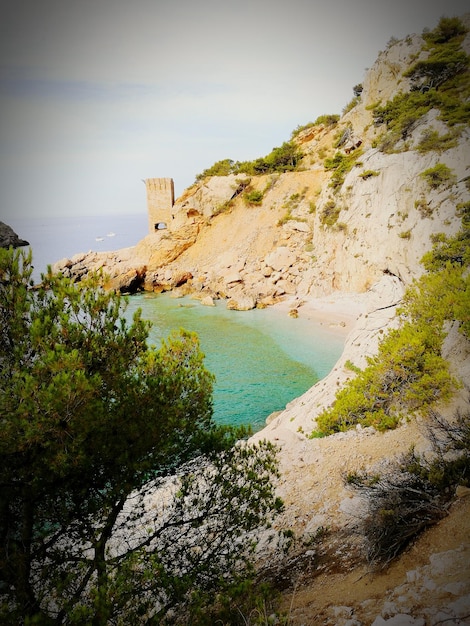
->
[226,289,256,311]
[265,247,296,271]
[223,269,243,285]
[0,222,29,248]
[200,295,215,307]
[275,278,297,295]
[133,224,198,268]
[105,267,147,293]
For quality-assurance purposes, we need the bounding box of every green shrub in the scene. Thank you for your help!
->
[243,189,264,205]
[277,211,292,226]
[409,253,470,340]
[416,128,458,153]
[420,163,456,189]
[315,113,340,126]
[194,142,304,183]
[345,360,361,374]
[292,115,340,138]
[196,158,234,181]
[236,141,304,176]
[320,200,341,227]
[314,320,455,435]
[324,150,363,191]
[405,46,469,92]
[343,95,360,115]
[359,170,380,180]
[291,122,315,137]
[347,402,470,567]
[422,16,468,45]
[373,91,434,142]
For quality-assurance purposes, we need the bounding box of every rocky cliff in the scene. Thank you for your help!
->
[55,17,468,308]
[52,15,470,624]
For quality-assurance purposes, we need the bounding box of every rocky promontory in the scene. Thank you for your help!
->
[0,221,29,249]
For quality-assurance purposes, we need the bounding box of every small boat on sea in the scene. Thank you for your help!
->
[95,236,104,242]
[107,232,115,237]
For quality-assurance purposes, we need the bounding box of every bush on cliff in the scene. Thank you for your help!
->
[195,140,303,181]
[314,319,456,435]
[313,212,469,436]
[345,404,470,567]
[0,248,282,624]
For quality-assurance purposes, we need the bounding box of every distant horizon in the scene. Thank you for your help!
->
[5,212,150,282]
[6,210,149,221]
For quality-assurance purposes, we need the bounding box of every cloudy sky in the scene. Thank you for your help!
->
[1,0,468,219]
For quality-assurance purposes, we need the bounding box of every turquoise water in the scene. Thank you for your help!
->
[124,293,345,432]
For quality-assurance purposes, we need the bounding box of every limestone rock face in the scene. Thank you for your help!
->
[171,174,251,227]
[0,222,29,248]
[307,135,469,294]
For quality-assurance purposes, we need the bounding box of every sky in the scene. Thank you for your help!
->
[1,0,469,219]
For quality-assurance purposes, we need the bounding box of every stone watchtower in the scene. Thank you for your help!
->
[144,178,175,234]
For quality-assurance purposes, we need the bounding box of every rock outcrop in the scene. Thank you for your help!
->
[0,222,29,248]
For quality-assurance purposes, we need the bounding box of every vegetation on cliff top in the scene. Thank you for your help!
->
[195,140,304,182]
[373,16,469,153]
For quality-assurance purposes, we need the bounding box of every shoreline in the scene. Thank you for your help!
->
[269,291,368,337]
[254,276,405,439]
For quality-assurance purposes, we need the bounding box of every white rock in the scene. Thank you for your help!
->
[449,594,470,618]
[265,247,296,271]
[200,295,215,307]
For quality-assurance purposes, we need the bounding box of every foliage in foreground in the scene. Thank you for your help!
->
[313,204,469,436]
[346,404,470,567]
[0,248,282,624]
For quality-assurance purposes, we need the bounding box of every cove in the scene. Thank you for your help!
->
[124,293,345,433]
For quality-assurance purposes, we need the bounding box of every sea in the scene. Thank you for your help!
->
[6,213,149,282]
[5,213,345,433]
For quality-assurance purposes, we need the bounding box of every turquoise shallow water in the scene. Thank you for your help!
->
[124,293,345,433]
